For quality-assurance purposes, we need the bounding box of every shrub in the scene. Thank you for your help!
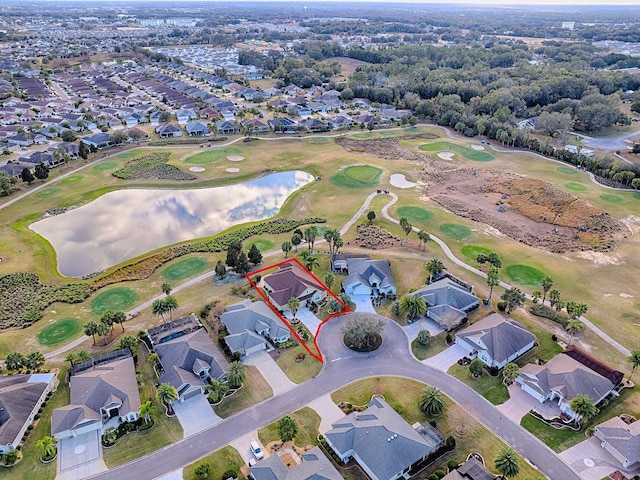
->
[445,333,453,344]
[497,301,506,312]
[551,334,558,341]
[221,469,237,480]
[428,475,439,480]
[530,304,568,326]
[434,470,446,479]
[446,435,456,450]
[448,459,459,471]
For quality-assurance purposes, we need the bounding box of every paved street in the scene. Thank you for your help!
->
[88,314,582,480]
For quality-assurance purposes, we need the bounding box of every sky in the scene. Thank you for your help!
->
[21,0,640,4]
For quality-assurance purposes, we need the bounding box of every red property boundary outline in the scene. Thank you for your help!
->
[245,257,351,363]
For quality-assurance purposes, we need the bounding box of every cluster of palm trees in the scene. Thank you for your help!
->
[84,309,127,346]
[152,284,180,323]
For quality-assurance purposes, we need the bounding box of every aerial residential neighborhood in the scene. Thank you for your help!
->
[0,2,640,480]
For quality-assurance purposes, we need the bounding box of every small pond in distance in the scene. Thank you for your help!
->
[31,171,314,277]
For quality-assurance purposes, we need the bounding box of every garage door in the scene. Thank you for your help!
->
[182,388,202,401]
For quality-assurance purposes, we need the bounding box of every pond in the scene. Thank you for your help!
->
[31,171,315,277]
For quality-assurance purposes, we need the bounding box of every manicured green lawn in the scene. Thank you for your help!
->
[275,344,323,383]
[249,238,275,252]
[36,318,81,346]
[419,141,494,162]
[557,166,578,175]
[397,206,434,223]
[505,264,546,287]
[330,165,382,188]
[564,182,587,192]
[185,147,242,164]
[38,187,60,196]
[93,161,119,171]
[439,223,472,239]
[600,194,624,203]
[520,414,583,452]
[60,175,84,184]
[410,333,449,361]
[460,245,493,262]
[182,446,246,480]
[258,407,320,448]
[214,366,273,418]
[162,257,209,282]
[353,133,373,139]
[90,287,137,314]
[447,363,510,405]
[117,151,141,159]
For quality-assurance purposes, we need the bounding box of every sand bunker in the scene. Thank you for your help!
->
[390,173,417,189]
[471,145,485,151]
[437,152,455,160]
[188,166,205,172]
[226,167,240,173]
[227,155,244,162]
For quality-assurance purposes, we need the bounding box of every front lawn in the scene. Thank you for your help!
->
[447,363,509,405]
[182,446,246,480]
[411,333,449,361]
[258,407,320,448]
[214,366,273,418]
[275,344,323,384]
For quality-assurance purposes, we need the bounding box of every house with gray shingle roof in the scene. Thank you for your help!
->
[0,373,55,453]
[441,457,496,480]
[411,279,479,331]
[325,397,444,480]
[155,328,226,402]
[516,351,618,422]
[263,261,326,311]
[594,416,640,468]
[455,313,535,369]
[220,300,290,356]
[251,446,342,480]
[343,258,396,297]
[51,354,140,440]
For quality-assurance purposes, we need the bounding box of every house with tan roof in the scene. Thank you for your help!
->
[594,416,640,468]
[51,352,140,440]
[262,261,326,311]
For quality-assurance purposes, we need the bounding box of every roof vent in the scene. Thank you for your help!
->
[387,437,391,442]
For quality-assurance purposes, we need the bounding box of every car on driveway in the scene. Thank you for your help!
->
[250,441,264,460]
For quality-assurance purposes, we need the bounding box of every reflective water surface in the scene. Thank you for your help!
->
[31,171,314,277]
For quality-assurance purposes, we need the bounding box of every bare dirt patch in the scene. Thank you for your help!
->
[325,56,372,77]
[353,224,402,249]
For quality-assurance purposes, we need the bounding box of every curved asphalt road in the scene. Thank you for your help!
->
[87,315,579,480]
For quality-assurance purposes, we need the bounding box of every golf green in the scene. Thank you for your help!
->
[564,182,587,192]
[250,239,275,252]
[37,318,81,346]
[600,194,624,204]
[94,161,118,171]
[419,142,494,162]
[162,257,209,281]
[557,166,578,175]
[38,187,60,196]
[397,206,434,223]
[91,287,137,315]
[331,165,382,188]
[60,175,84,184]
[117,151,140,159]
[505,265,546,287]
[461,245,493,261]
[439,223,472,239]
[185,147,242,164]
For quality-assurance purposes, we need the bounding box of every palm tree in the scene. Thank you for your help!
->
[36,435,56,460]
[486,265,499,305]
[303,255,319,272]
[426,259,444,282]
[96,322,109,346]
[541,276,553,306]
[281,241,292,258]
[78,350,91,362]
[494,447,520,479]
[287,297,301,320]
[147,352,159,366]
[205,379,229,403]
[113,310,126,332]
[417,230,430,250]
[324,272,335,291]
[152,298,169,323]
[419,386,445,416]
[399,217,412,244]
[628,350,640,382]
[569,394,599,424]
[566,318,584,346]
[548,289,561,308]
[156,383,179,415]
[139,400,157,426]
[164,295,179,321]
[502,362,520,386]
[84,321,99,345]
[399,295,427,321]
[65,353,77,367]
[226,361,247,388]
[161,283,172,296]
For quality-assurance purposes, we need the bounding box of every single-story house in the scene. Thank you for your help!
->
[343,257,396,297]
[176,108,197,123]
[263,261,326,311]
[82,132,114,149]
[594,416,640,469]
[216,120,238,135]
[0,373,55,453]
[0,163,23,179]
[269,117,298,134]
[240,118,270,133]
[185,121,210,137]
[124,112,146,126]
[51,353,140,440]
[199,107,220,120]
[455,313,536,369]
[442,457,496,480]
[220,299,291,356]
[325,397,445,480]
[155,123,183,138]
[411,279,480,330]
[299,117,328,133]
[251,446,343,480]
[516,347,623,422]
[49,141,79,159]
[154,327,227,402]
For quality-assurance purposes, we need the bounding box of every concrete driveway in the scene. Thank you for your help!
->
[57,429,106,480]
[244,350,295,395]
[230,431,267,465]
[307,393,346,434]
[422,344,468,371]
[348,294,377,314]
[496,383,539,421]
[173,394,222,437]
[403,317,443,342]
[559,437,622,480]
[284,308,321,335]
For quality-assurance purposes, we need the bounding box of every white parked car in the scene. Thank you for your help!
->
[250,441,264,460]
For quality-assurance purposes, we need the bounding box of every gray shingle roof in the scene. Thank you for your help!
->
[221,300,290,352]
[456,313,535,364]
[343,258,396,293]
[325,398,437,480]
[595,416,640,466]
[0,374,50,448]
[250,447,342,480]
[412,279,478,311]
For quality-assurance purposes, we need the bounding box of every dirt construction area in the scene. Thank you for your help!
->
[338,137,628,253]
